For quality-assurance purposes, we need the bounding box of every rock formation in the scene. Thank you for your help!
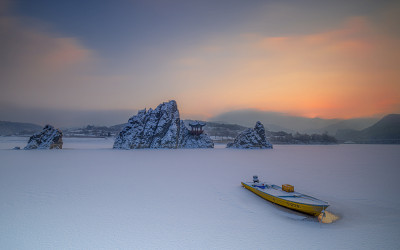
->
[113,100,214,149]
[178,121,214,148]
[227,121,273,149]
[24,125,63,149]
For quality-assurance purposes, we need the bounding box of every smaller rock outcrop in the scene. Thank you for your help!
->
[179,121,214,148]
[227,121,273,149]
[24,125,63,150]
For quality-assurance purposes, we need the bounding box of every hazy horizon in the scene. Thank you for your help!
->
[0,102,387,130]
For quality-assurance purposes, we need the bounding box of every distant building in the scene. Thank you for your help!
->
[189,121,206,135]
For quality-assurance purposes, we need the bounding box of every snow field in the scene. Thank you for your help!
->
[0,137,399,249]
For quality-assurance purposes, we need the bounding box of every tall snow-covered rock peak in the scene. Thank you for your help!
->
[227,121,273,149]
[113,100,213,149]
[24,125,63,150]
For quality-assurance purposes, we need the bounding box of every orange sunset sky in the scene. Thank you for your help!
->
[0,0,399,126]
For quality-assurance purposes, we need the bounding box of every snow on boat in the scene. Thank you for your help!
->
[242,176,329,216]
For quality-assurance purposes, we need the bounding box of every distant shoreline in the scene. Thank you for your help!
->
[1,135,399,145]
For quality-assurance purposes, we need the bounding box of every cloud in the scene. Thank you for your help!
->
[1,0,399,126]
[0,3,180,115]
[0,3,96,109]
[0,16,92,73]
[169,15,400,119]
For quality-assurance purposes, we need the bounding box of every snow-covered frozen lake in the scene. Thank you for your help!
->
[1,137,399,249]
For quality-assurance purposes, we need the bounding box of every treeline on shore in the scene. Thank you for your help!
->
[266,131,337,144]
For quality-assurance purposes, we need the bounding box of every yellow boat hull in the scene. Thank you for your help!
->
[242,182,327,216]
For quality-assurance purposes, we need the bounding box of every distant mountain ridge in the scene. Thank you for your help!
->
[317,118,381,135]
[209,109,379,134]
[336,114,400,143]
[0,121,42,136]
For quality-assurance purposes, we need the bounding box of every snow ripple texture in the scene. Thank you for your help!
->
[227,121,273,149]
[24,125,63,149]
[113,100,214,149]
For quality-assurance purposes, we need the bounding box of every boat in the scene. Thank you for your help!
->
[241,176,329,216]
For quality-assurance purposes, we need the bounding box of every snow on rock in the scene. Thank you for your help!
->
[24,125,63,150]
[179,121,214,148]
[113,100,213,149]
[227,121,273,149]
